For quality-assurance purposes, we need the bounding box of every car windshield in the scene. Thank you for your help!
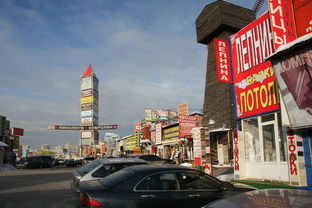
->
[77,160,101,176]
[99,169,135,188]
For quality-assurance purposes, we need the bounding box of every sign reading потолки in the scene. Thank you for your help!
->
[230,12,280,119]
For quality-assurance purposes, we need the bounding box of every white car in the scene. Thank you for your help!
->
[70,158,147,193]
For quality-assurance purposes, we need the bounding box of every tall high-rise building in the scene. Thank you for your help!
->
[80,65,99,154]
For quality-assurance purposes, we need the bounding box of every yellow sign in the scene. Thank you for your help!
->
[81,96,92,104]
[126,135,139,150]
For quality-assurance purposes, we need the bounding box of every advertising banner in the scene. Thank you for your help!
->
[49,125,117,130]
[293,0,312,37]
[145,109,169,121]
[81,76,92,90]
[179,115,197,138]
[81,96,92,104]
[191,128,202,165]
[126,135,139,150]
[81,131,92,138]
[81,103,92,111]
[271,46,312,127]
[134,123,141,132]
[155,123,162,145]
[163,125,179,143]
[178,103,189,115]
[81,89,92,97]
[81,96,98,104]
[233,131,239,178]
[214,38,232,83]
[268,0,297,50]
[81,117,93,124]
[230,12,280,119]
[81,110,92,118]
[11,128,24,136]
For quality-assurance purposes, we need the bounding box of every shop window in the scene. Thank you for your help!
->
[243,118,261,162]
[263,124,277,162]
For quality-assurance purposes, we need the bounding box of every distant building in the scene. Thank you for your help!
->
[41,144,50,151]
[64,143,74,150]
[55,145,63,155]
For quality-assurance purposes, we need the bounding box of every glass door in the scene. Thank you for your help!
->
[262,124,277,162]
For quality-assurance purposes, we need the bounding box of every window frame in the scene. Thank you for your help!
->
[134,170,222,192]
[134,171,181,192]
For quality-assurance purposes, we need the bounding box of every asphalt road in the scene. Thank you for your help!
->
[0,167,80,208]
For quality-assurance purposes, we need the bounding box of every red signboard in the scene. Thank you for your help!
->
[293,0,312,37]
[134,123,141,132]
[233,131,239,173]
[214,38,232,83]
[178,115,197,138]
[287,129,298,175]
[11,128,24,136]
[269,0,297,50]
[230,12,280,119]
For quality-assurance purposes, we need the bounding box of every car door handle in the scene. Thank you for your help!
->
[141,195,155,198]
[188,194,200,198]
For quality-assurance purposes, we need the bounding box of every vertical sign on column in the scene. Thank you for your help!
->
[269,0,297,50]
[214,38,232,83]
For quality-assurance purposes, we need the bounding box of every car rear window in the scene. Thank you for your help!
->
[77,160,101,176]
[99,169,135,188]
[92,163,144,178]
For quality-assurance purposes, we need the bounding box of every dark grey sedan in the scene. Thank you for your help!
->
[71,158,147,193]
[78,165,254,208]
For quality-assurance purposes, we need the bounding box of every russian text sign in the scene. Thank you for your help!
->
[230,12,280,119]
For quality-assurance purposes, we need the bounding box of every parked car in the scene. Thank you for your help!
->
[16,155,53,169]
[134,154,175,165]
[71,158,147,193]
[202,189,312,208]
[78,165,254,208]
[65,159,77,167]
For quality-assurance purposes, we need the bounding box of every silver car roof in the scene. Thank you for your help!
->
[95,158,147,164]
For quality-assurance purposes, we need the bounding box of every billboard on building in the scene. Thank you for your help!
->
[81,89,92,97]
[81,110,92,118]
[81,76,92,90]
[134,123,141,132]
[145,109,169,121]
[214,38,232,83]
[155,123,162,145]
[271,46,312,127]
[268,0,297,50]
[11,128,24,136]
[81,103,92,111]
[293,0,312,37]
[126,135,139,150]
[178,103,189,115]
[230,12,280,119]
[179,115,197,138]
[81,131,92,138]
[163,125,179,143]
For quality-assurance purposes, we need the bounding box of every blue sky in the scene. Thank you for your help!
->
[0,0,268,149]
